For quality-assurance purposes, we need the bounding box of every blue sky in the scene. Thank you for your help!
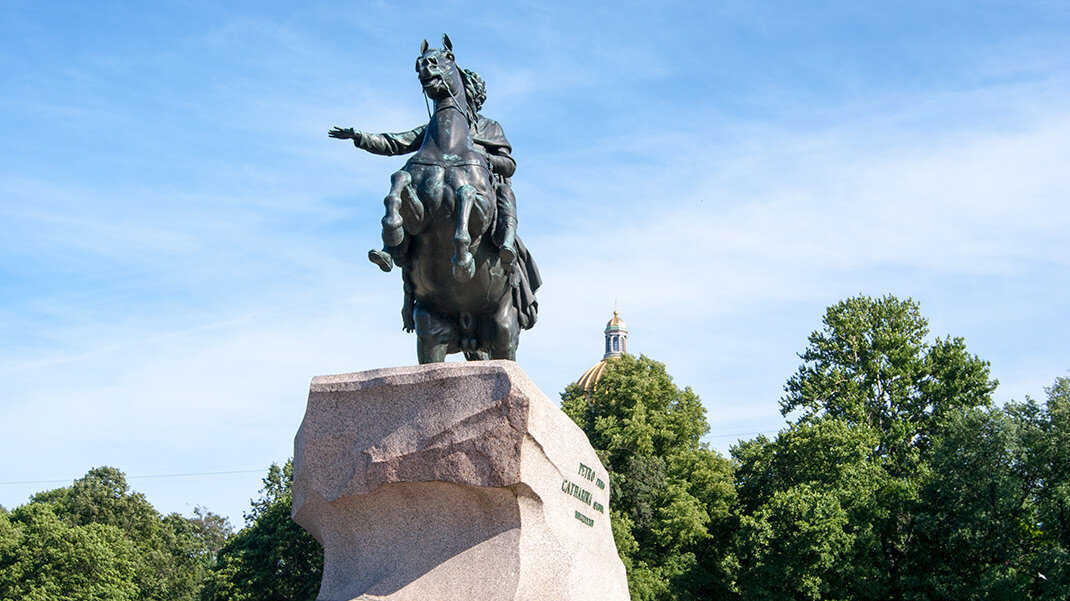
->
[2,1,1069,525]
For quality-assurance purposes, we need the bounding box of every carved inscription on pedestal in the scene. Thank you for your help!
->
[561,462,608,528]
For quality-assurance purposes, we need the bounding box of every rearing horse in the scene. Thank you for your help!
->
[380,35,520,363]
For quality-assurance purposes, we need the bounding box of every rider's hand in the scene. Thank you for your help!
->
[328,127,358,140]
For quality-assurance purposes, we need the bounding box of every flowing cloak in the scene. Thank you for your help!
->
[354,117,541,329]
[511,236,541,330]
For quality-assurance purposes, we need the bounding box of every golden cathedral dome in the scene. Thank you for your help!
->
[577,359,610,392]
[576,311,629,393]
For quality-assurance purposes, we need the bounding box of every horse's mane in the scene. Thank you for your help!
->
[460,68,486,122]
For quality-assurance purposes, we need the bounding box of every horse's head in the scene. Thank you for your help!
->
[416,34,466,106]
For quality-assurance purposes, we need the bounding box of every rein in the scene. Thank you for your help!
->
[435,103,469,120]
[443,72,472,127]
[421,65,473,127]
[417,62,485,174]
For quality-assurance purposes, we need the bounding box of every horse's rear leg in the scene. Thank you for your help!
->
[452,184,486,282]
[414,305,455,364]
[382,171,423,247]
[485,300,520,360]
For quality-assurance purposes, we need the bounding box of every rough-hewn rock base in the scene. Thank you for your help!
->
[292,361,629,601]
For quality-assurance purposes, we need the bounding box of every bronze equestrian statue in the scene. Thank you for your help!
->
[329,35,540,364]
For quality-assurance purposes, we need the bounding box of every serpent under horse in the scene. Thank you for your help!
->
[380,35,524,363]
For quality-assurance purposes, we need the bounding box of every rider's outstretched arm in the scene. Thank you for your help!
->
[343,125,427,157]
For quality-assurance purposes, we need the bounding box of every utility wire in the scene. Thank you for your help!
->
[0,469,265,486]
[707,430,780,439]
[1,430,788,487]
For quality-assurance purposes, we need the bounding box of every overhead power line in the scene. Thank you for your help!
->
[1,430,786,487]
[0,469,265,486]
[707,430,780,439]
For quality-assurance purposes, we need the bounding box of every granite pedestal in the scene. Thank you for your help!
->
[292,360,629,601]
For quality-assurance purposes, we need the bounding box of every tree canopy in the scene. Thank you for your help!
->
[734,294,1010,601]
[909,377,1070,600]
[2,294,1067,601]
[0,466,230,601]
[199,460,322,601]
[562,353,736,601]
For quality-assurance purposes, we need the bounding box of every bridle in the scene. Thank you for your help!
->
[421,57,472,127]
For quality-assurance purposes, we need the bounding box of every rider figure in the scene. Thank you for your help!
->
[329,69,519,274]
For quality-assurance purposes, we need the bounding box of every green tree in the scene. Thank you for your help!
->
[910,406,1034,599]
[561,354,736,601]
[28,466,231,601]
[200,460,323,601]
[734,295,996,601]
[909,376,1070,600]
[1025,376,1070,597]
[31,467,161,543]
[733,419,889,601]
[781,295,996,469]
[0,467,230,601]
[0,500,140,601]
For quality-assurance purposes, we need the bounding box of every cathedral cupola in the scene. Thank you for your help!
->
[603,311,627,359]
[577,311,629,393]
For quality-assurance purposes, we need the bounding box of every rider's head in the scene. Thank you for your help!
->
[462,69,486,115]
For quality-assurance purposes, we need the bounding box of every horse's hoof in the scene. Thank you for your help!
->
[453,255,475,282]
[382,226,404,247]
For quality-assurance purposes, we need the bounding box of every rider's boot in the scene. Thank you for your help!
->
[499,227,517,272]
[370,236,410,273]
[368,247,393,272]
[496,184,518,272]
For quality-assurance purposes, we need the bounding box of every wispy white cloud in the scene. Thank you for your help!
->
[517,81,1070,449]
[2,1,1069,521]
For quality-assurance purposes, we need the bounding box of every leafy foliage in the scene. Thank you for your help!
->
[200,460,323,601]
[909,377,1070,600]
[3,295,1067,601]
[561,354,736,601]
[0,503,138,601]
[0,467,230,601]
[734,294,997,600]
[782,295,996,466]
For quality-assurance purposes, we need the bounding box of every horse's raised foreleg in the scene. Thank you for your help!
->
[452,184,487,283]
[452,185,476,282]
[382,170,422,247]
[398,175,425,235]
